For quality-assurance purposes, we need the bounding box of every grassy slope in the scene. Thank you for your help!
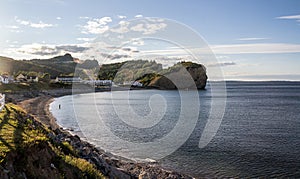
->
[0,82,71,93]
[0,103,105,178]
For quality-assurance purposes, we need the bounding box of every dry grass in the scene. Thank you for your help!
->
[0,103,105,178]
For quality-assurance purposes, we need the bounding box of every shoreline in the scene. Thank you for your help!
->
[8,89,193,179]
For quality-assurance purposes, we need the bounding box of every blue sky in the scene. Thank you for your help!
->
[1,0,300,80]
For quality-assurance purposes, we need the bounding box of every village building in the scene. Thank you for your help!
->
[15,74,27,82]
[0,75,14,84]
[0,75,9,84]
[132,81,143,87]
[15,74,39,83]
[55,76,82,84]
[27,76,39,83]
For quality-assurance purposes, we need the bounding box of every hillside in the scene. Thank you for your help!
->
[0,54,99,78]
[0,103,105,178]
[1,55,207,89]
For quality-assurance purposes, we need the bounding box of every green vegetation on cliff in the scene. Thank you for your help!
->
[98,60,162,83]
[98,60,207,89]
[0,104,105,178]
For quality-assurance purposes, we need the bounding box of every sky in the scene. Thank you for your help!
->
[1,0,300,81]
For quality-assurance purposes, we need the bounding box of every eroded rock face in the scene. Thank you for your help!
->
[148,62,207,90]
[186,65,207,89]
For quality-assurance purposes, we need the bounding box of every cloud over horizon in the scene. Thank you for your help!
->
[100,52,131,60]
[237,37,269,41]
[15,43,89,56]
[211,43,300,54]
[15,17,54,29]
[207,61,237,67]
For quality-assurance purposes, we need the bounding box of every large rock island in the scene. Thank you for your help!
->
[99,60,207,90]
[140,62,207,90]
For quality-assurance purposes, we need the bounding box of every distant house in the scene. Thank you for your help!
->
[16,74,27,82]
[15,74,39,83]
[0,75,14,84]
[0,76,8,84]
[132,81,143,87]
[94,80,112,86]
[56,76,82,83]
[27,76,39,83]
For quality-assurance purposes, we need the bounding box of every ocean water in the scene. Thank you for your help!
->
[50,81,300,178]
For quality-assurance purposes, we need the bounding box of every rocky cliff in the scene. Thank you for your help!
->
[142,62,207,90]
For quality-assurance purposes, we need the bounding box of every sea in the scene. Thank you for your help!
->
[50,81,300,178]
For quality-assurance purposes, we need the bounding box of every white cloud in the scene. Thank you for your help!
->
[276,14,300,23]
[211,43,300,54]
[30,21,54,28]
[276,14,300,20]
[76,37,95,42]
[56,17,62,20]
[15,17,54,29]
[12,43,90,57]
[110,20,130,33]
[135,14,143,18]
[131,38,144,46]
[134,43,300,58]
[140,48,188,57]
[5,40,18,44]
[96,17,112,25]
[5,25,22,33]
[6,25,19,29]
[16,18,30,25]
[216,55,229,59]
[237,37,269,41]
[130,22,167,35]
[81,17,112,34]
[130,24,143,32]
[207,61,237,67]
[118,15,127,19]
[146,23,167,34]
[79,16,90,19]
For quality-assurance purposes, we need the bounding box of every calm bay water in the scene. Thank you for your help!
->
[50,81,300,178]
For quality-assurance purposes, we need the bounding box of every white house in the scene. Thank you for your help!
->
[27,76,39,83]
[0,75,13,84]
[56,76,82,83]
[94,80,112,86]
[15,74,39,83]
[132,81,143,87]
